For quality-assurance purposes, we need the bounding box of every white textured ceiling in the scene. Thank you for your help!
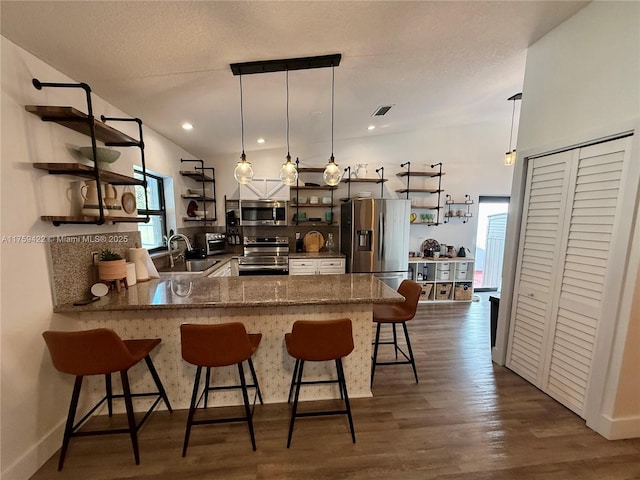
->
[1,1,588,160]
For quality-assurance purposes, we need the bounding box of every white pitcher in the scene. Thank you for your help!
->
[355,164,368,178]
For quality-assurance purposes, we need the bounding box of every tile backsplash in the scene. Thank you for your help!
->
[48,231,141,305]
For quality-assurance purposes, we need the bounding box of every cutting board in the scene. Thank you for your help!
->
[303,231,325,252]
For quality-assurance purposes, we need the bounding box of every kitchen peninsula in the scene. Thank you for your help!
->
[53,273,403,410]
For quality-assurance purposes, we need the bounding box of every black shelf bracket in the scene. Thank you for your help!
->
[375,167,385,198]
[400,162,411,199]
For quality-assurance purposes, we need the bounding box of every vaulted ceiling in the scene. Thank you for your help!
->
[1,1,588,160]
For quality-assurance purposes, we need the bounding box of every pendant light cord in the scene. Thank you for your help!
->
[331,63,335,159]
[240,74,245,155]
[286,69,290,157]
[508,98,515,152]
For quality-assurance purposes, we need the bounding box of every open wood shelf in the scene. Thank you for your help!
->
[25,106,139,146]
[396,171,445,178]
[342,178,388,184]
[33,163,143,185]
[41,215,148,226]
[181,194,215,202]
[179,170,215,182]
[396,188,443,194]
[292,185,338,191]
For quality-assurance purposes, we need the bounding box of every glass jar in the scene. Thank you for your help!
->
[325,233,336,252]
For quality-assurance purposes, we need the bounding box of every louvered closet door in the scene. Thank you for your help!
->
[505,151,574,386]
[541,138,628,416]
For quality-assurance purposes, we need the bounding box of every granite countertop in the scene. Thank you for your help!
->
[55,273,403,313]
[289,251,345,259]
[407,257,474,263]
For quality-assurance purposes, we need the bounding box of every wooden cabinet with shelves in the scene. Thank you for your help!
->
[179,159,216,223]
[291,161,337,226]
[26,79,149,226]
[396,162,444,226]
[443,194,474,223]
[408,258,474,302]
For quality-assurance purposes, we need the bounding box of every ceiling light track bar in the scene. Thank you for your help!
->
[231,54,341,76]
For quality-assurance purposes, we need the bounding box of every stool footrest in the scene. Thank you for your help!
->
[191,415,250,426]
[295,409,349,418]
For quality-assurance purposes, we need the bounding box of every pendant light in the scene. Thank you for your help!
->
[504,93,522,166]
[323,64,342,186]
[234,74,254,184]
[279,69,298,185]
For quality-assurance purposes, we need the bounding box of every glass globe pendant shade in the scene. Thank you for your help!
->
[504,149,516,166]
[280,155,298,186]
[323,156,342,186]
[234,153,254,185]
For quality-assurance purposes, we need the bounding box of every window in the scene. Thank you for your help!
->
[134,168,167,252]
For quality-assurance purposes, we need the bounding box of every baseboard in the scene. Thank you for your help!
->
[1,419,64,480]
[590,414,640,440]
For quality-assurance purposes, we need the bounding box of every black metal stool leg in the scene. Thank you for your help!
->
[288,359,299,403]
[204,367,211,408]
[402,322,418,383]
[287,359,305,448]
[371,323,382,387]
[336,358,356,443]
[105,373,113,417]
[120,370,139,465]
[58,376,83,471]
[144,355,173,412]
[392,323,399,359]
[238,362,257,451]
[182,366,202,457]
[247,357,263,405]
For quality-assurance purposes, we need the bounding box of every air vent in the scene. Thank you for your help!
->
[372,105,392,116]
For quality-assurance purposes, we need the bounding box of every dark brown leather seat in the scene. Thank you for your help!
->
[42,328,172,470]
[285,318,355,447]
[371,279,422,386]
[180,322,262,455]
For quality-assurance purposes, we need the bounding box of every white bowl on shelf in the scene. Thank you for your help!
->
[357,191,372,198]
[193,210,208,217]
[78,146,121,168]
[188,188,209,196]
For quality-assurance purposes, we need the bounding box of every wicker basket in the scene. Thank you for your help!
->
[420,283,433,300]
[454,284,473,300]
[435,283,452,300]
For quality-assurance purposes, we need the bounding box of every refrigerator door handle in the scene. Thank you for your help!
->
[379,212,385,261]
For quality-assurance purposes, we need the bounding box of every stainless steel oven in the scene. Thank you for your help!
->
[194,232,227,256]
[237,236,289,275]
[239,200,288,226]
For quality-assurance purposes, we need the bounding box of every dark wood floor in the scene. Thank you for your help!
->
[31,294,640,479]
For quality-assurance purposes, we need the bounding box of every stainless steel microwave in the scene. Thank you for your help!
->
[239,200,288,226]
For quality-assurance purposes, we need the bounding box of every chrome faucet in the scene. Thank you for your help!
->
[167,233,193,267]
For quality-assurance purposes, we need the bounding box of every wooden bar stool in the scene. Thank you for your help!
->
[42,328,173,470]
[180,323,263,455]
[285,318,355,448]
[371,279,422,386]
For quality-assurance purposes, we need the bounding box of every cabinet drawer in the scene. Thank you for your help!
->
[290,259,315,268]
[319,258,344,268]
[438,271,450,280]
[436,262,450,271]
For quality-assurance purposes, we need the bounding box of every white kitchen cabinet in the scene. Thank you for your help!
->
[239,178,290,201]
[207,258,237,277]
[408,258,474,302]
[289,257,345,275]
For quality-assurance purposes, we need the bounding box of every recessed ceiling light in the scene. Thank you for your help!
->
[257,138,266,144]
[368,125,376,131]
[182,122,193,130]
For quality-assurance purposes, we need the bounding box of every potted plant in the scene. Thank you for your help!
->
[97,248,127,283]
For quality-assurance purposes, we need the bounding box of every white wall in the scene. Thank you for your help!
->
[0,37,203,480]
[494,1,640,438]
[212,118,514,255]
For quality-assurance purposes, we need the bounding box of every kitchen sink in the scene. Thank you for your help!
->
[158,259,219,274]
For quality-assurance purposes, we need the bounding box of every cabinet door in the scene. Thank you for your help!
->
[318,258,345,275]
[289,259,317,275]
[506,150,575,386]
[506,135,633,418]
[239,178,290,201]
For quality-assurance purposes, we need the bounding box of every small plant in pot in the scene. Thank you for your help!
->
[97,248,127,283]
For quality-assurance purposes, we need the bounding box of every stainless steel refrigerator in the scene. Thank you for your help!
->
[340,198,410,289]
